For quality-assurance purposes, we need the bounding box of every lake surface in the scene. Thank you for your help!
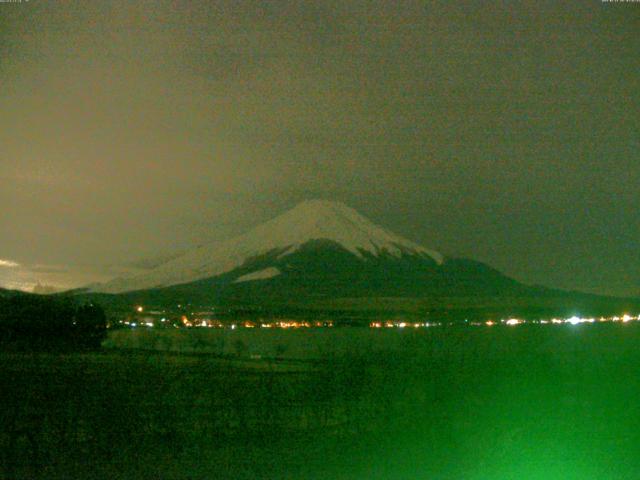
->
[104,321,639,360]
[4,323,640,479]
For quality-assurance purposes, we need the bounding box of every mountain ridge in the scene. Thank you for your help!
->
[91,199,443,293]
[77,200,640,321]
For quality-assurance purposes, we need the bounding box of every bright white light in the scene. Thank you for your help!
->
[0,259,19,268]
[622,314,632,323]
[505,319,520,326]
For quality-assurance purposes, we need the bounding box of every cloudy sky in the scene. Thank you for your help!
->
[0,0,638,296]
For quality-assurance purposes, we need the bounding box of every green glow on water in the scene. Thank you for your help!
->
[336,325,640,480]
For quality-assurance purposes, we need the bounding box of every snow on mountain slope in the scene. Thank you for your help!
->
[233,267,281,283]
[92,200,443,293]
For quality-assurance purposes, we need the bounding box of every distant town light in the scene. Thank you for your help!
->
[110,308,639,331]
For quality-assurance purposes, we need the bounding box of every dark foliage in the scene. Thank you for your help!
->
[0,294,107,351]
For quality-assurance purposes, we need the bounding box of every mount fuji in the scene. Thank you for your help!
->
[91,199,446,294]
[84,198,527,303]
[80,200,639,319]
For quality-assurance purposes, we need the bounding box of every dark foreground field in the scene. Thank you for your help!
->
[2,324,640,479]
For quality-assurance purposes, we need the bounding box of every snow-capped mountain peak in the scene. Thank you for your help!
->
[255,199,441,260]
[91,200,443,293]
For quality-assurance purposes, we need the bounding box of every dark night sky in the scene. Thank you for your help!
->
[0,1,638,296]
